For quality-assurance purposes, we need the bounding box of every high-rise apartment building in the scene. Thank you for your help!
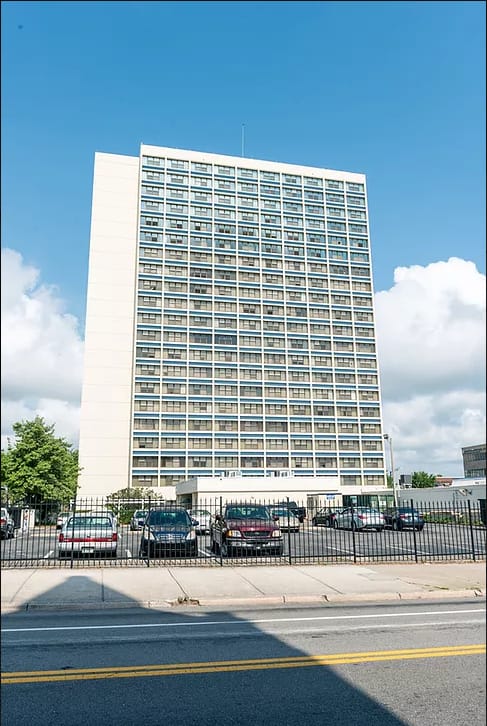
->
[78,145,387,496]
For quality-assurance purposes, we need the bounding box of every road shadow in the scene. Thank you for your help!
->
[0,575,415,725]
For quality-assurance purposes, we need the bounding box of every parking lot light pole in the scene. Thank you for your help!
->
[383,434,398,506]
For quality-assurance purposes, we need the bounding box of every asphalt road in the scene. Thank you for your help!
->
[1,600,485,725]
[1,522,485,564]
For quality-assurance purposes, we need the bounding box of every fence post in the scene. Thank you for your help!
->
[219,496,223,567]
[411,498,418,563]
[286,497,292,565]
[351,504,357,564]
[467,500,476,562]
[145,497,151,567]
[70,494,77,569]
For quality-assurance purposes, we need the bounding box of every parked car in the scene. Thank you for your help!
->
[188,508,212,535]
[139,507,198,558]
[1,508,15,539]
[130,510,148,531]
[210,503,283,557]
[268,506,300,532]
[383,507,424,531]
[274,501,306,522]
[56,512,71,530]
[58,513,118,557]
[312,507,344,528]
[333,507,385,532]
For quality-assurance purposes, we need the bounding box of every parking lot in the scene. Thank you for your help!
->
[1,520,485,567]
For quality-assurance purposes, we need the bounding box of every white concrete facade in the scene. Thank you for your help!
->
[78,153,140,495]
[78,144,388,498]
[175,474,341,510]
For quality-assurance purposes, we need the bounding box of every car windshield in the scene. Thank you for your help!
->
[67,517,112,529]
[148,510,190,526]
[225,506,271,520]
[134,511,147,518]
[191,510,210,516]
[271,509,296,518]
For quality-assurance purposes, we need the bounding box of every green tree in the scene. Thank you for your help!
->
[411,471,437,488]
[1,417,80,504]
[106,486,162,502]
[106,486,163,524]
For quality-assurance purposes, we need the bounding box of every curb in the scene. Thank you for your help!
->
[2,588,485,614]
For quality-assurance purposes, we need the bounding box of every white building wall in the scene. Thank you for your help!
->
[176,474,341,508]
[78,153,140,496]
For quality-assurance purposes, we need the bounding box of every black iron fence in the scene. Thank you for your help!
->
[1,496,485,568]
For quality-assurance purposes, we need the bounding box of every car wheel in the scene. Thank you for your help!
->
[333,519,339,529]
[392,520,399,531]
[417,525,424,532]
[351,521,357,532]
[376,527,384,532]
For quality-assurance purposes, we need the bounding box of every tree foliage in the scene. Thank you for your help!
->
[1,417,80,504]
[411,471,437,488]
[106,486,163,502]
[106,486,164,524]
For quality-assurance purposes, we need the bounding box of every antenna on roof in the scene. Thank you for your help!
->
[241,124,245,157]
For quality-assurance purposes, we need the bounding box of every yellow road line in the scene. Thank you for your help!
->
[2,644,484,685]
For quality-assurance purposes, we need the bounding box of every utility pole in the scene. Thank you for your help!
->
[383,434,398,506]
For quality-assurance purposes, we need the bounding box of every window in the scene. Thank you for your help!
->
[215,456,239,467]
[188,383,212,396]
[189,402,212,413]
[241,456,264,469]
[217,420,239,431]
[216,402,238,413]
[189,420,212,430]
[190,332,212,344]
[241,439,263,449]
[215,384,237,396]
[266,403,287,414]
[134,400,160,412]
[188,457,211,468]
[190,349,212,361]
[240,420,263,431]
[188,438,212,450]
[192,162,211,173]
[215,437,237,449]
[238,167,258,179]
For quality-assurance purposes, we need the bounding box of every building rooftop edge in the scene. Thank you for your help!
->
[138,143,367,181]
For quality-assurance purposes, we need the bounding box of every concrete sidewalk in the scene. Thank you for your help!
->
[1,562,485,613]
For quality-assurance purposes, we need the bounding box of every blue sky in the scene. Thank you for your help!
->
[2,0,485,325]
[1,2,485,475]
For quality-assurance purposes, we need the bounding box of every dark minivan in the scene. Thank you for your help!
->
[139,507,198,557]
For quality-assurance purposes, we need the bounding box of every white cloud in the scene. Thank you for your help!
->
[1,249,485,478]
[376,257,486,477]
[1,249,83,448]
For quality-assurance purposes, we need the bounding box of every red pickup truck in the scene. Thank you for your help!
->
[210,503,283,557]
